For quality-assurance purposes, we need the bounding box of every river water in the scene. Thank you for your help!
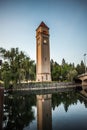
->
[1,89,87,130]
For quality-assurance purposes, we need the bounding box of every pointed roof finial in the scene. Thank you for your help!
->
[36,21,49,30]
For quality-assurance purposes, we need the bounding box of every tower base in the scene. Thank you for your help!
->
[36,73,51,82]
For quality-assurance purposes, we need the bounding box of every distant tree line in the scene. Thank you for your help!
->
[51,58,85,82]
[0,47,86,88]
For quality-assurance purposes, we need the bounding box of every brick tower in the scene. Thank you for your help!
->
[36,22,51,82]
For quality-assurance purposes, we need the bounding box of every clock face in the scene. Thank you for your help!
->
[43,39,47,43]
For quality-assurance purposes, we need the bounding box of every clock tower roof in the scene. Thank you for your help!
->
[36,21,49,30]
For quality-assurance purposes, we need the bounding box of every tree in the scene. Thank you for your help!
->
[51,58,77,82]
[51,59,61,81]
[76,60,85,75]
[62,58,66,66]
[1,62,11,88]
[0,47,36,88]
[67,69,78,82]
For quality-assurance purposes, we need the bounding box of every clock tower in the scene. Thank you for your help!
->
[36,22,51,82]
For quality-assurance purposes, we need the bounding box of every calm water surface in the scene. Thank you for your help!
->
[1,89,87,130]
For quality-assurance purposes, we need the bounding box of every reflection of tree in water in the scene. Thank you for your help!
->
[3,90,87,129]
[3,92,36,130]
[52,91,87,112]
[84,101,87,108]
[79,94,87,108]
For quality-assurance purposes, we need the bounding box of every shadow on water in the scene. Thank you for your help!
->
[1,87,87,130]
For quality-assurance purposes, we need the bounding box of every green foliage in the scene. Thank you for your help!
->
[0,47,85,88]
[50,58,83,82]
[1,62,11,88]
[51,59,61,81]
[67,69,78,82]
[0,47,36,88]
[76,60,85,74]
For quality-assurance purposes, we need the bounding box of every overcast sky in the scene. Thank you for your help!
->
[0,0,87,65]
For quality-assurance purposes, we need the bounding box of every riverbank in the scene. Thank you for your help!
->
[13,82,81,91]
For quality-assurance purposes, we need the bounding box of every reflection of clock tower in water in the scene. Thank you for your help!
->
[37,94,52,130]
[36,22,51,81]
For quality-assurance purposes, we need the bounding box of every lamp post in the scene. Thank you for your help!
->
[84,53,87,73]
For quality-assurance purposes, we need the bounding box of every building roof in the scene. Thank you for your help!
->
[36,21,49,30]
